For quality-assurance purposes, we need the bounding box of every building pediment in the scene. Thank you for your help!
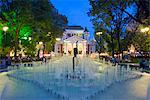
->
[64,35,87,43]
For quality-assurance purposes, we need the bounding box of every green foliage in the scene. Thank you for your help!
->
[88,0,150,57]
[0,31,3,47]
[0,47,11,57]
[0,0,68,57]
[24,41,36,57]
[19,25,32,40]
[125,17,150,52]
[126,31,150,52]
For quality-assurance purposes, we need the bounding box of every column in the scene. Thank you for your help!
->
[84,42,87,55]
[66,43,68,55]
[55,43,58,53]
[82,42,86,55]
[72,43,73,55]
[64,43,66,54]
[82,42,84,55]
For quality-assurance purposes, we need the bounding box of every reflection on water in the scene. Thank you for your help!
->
[1,76,54,100]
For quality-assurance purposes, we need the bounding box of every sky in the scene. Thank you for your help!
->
[51,0,94,38]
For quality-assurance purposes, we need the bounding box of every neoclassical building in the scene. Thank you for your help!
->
[55,26,96,55]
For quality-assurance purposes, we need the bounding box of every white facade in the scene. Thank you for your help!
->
[55,26,96,55]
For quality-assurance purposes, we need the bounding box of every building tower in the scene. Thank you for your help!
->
[83,27,89,40]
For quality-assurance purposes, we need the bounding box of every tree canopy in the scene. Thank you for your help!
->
[89,0,150,55]
[0,0,68,57]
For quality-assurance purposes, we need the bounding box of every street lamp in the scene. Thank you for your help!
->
[29,37,32,41]
[3,26,9,32]
[3,26,9,48]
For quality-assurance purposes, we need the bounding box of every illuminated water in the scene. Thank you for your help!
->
[1,56,142,100]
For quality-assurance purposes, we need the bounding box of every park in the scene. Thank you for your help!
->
[0,0,150,100]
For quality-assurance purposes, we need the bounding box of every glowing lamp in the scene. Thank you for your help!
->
[56,38,61,41]
[3,26,9,32]
[141,27,149,33]
[96,32,102,36]
[39,42,43,45]
[23,37,27,40]
[29,37,32,41]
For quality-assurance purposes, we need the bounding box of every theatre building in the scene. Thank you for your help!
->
[55,26,96,55]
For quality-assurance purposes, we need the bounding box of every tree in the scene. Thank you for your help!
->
[0,0,68,58]
[0,0,33,58]
[31,0,68,54]
[89,0,131,57]
[124,0,150,52]
[125,22,150,52]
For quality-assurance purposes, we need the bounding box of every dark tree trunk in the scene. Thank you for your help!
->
[117,33,121,53]
[111,33,114,58]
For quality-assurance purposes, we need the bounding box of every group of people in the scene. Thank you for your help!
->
[0,56,11,68]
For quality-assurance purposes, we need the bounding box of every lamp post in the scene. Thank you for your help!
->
[96,32,102,59]
[2,26,9,59]
[3,26,9,48]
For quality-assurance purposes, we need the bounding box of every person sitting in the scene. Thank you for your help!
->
[1,57,6,68]
[6,56,11,66]
[111,57,117,65]
[140,59,149,70]
[42,57,47,63]
[140,59,145,68]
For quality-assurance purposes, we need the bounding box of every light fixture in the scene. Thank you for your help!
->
[56,38,61,41]
[29,37,32,41]
[3,26,9,32]
[96,32,102,36]
[23,37,27,40]
[39,42,43,45]
[141,27,149,33]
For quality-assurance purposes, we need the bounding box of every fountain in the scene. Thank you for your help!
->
[5,56,142,100]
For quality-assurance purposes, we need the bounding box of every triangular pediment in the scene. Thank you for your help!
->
[64,36,87,43]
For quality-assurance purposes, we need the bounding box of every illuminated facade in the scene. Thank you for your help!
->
[55,26,96,55]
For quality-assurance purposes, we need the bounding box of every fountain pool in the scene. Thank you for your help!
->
[1,56,142,100]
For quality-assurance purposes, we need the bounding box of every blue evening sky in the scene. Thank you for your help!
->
[51,0,94,38]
